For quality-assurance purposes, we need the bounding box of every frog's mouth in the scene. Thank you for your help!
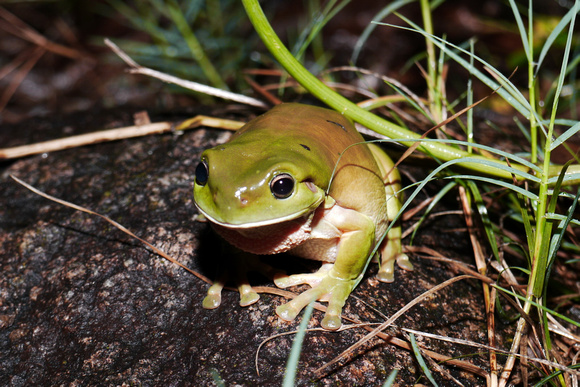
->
[210,212,315,255]
[194,195,323,229]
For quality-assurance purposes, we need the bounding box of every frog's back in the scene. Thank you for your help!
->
[231,103,380,189]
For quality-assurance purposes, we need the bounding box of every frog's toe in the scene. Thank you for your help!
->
[276,297,310,322]
[202,283,224,309]
[377,253,413,283]
[272,272,295,288]
[273,263,333,288]
[376,260,396,283]
[276,273,355,330]
[238,283,260,307]
[320,280,353,330]
[202,294,222,309]
[321,313,342,331]
[276,285,326,322]
[397,253,413,271]
[274,273,319,288]
[276,302,301,322]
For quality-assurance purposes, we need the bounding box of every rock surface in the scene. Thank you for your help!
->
[0,107,493,385]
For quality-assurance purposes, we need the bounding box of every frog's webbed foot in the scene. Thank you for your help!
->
[376,223,413,283]
[202,253,284,309]
[274,265,357,330]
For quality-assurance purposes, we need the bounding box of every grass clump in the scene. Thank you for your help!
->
[104,0,256,93]
[242,0,580,384]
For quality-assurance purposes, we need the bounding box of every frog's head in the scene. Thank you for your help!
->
[193,139,326,228]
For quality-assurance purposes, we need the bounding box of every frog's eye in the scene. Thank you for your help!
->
[270,173,294,199]
[195,161,209,186]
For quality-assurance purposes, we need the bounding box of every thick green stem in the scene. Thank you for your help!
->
[241,0,529,179]
[240,0,580,185]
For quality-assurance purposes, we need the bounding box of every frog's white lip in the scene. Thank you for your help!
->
[194,204,315,229]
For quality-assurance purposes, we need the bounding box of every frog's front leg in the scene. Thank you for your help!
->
[275,204,375,330]
[202,249,282,309]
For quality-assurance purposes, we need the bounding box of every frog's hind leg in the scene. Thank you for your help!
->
[367,144,413,282]
[376,217,413,282]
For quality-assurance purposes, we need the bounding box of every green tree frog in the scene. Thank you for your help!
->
[193,103,412,330]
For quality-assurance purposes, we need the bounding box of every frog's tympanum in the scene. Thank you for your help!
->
[193,103,412,330]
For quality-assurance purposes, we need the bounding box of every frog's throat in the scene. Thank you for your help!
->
[194,197,323,229]
[211,211,316,255]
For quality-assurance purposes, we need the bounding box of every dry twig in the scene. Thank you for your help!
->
[104,38,268,108]
[0,115,244,160]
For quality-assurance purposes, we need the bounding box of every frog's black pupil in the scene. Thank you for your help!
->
[195,161,209,186]
[271,174,294,199]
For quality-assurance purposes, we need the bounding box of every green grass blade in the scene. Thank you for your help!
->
[293,0,351,61]
[409,181,457,244]
[389,156,541,235]
[533,364,580,387]
[550,121,580,151]
[547,172,580,185]
[379,137,542,179]
[545,213,580,226]
[351,0,416,64]
[384,81,433,122]
[547,173,579,261]
[507,0,531,63]
[532,164,571,296]
[546,118,580,126]
[467,39,475,152]
[283,302,314,387]
[166,0,227,89]
[446,175,538,201]
[548,165,571,215]
[241,0,537,180]
[493,284,580,329]
[545,0,578,127]
[546,190,580,285]
[382,368,399,387]
[535,4,579,77]
[381,16,534,121]
[409,333,439,386]
[511,193,536,254]
[467,180,500,261]
[532,0,579,298]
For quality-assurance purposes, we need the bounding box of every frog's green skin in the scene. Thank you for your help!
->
[193,103,412,330]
